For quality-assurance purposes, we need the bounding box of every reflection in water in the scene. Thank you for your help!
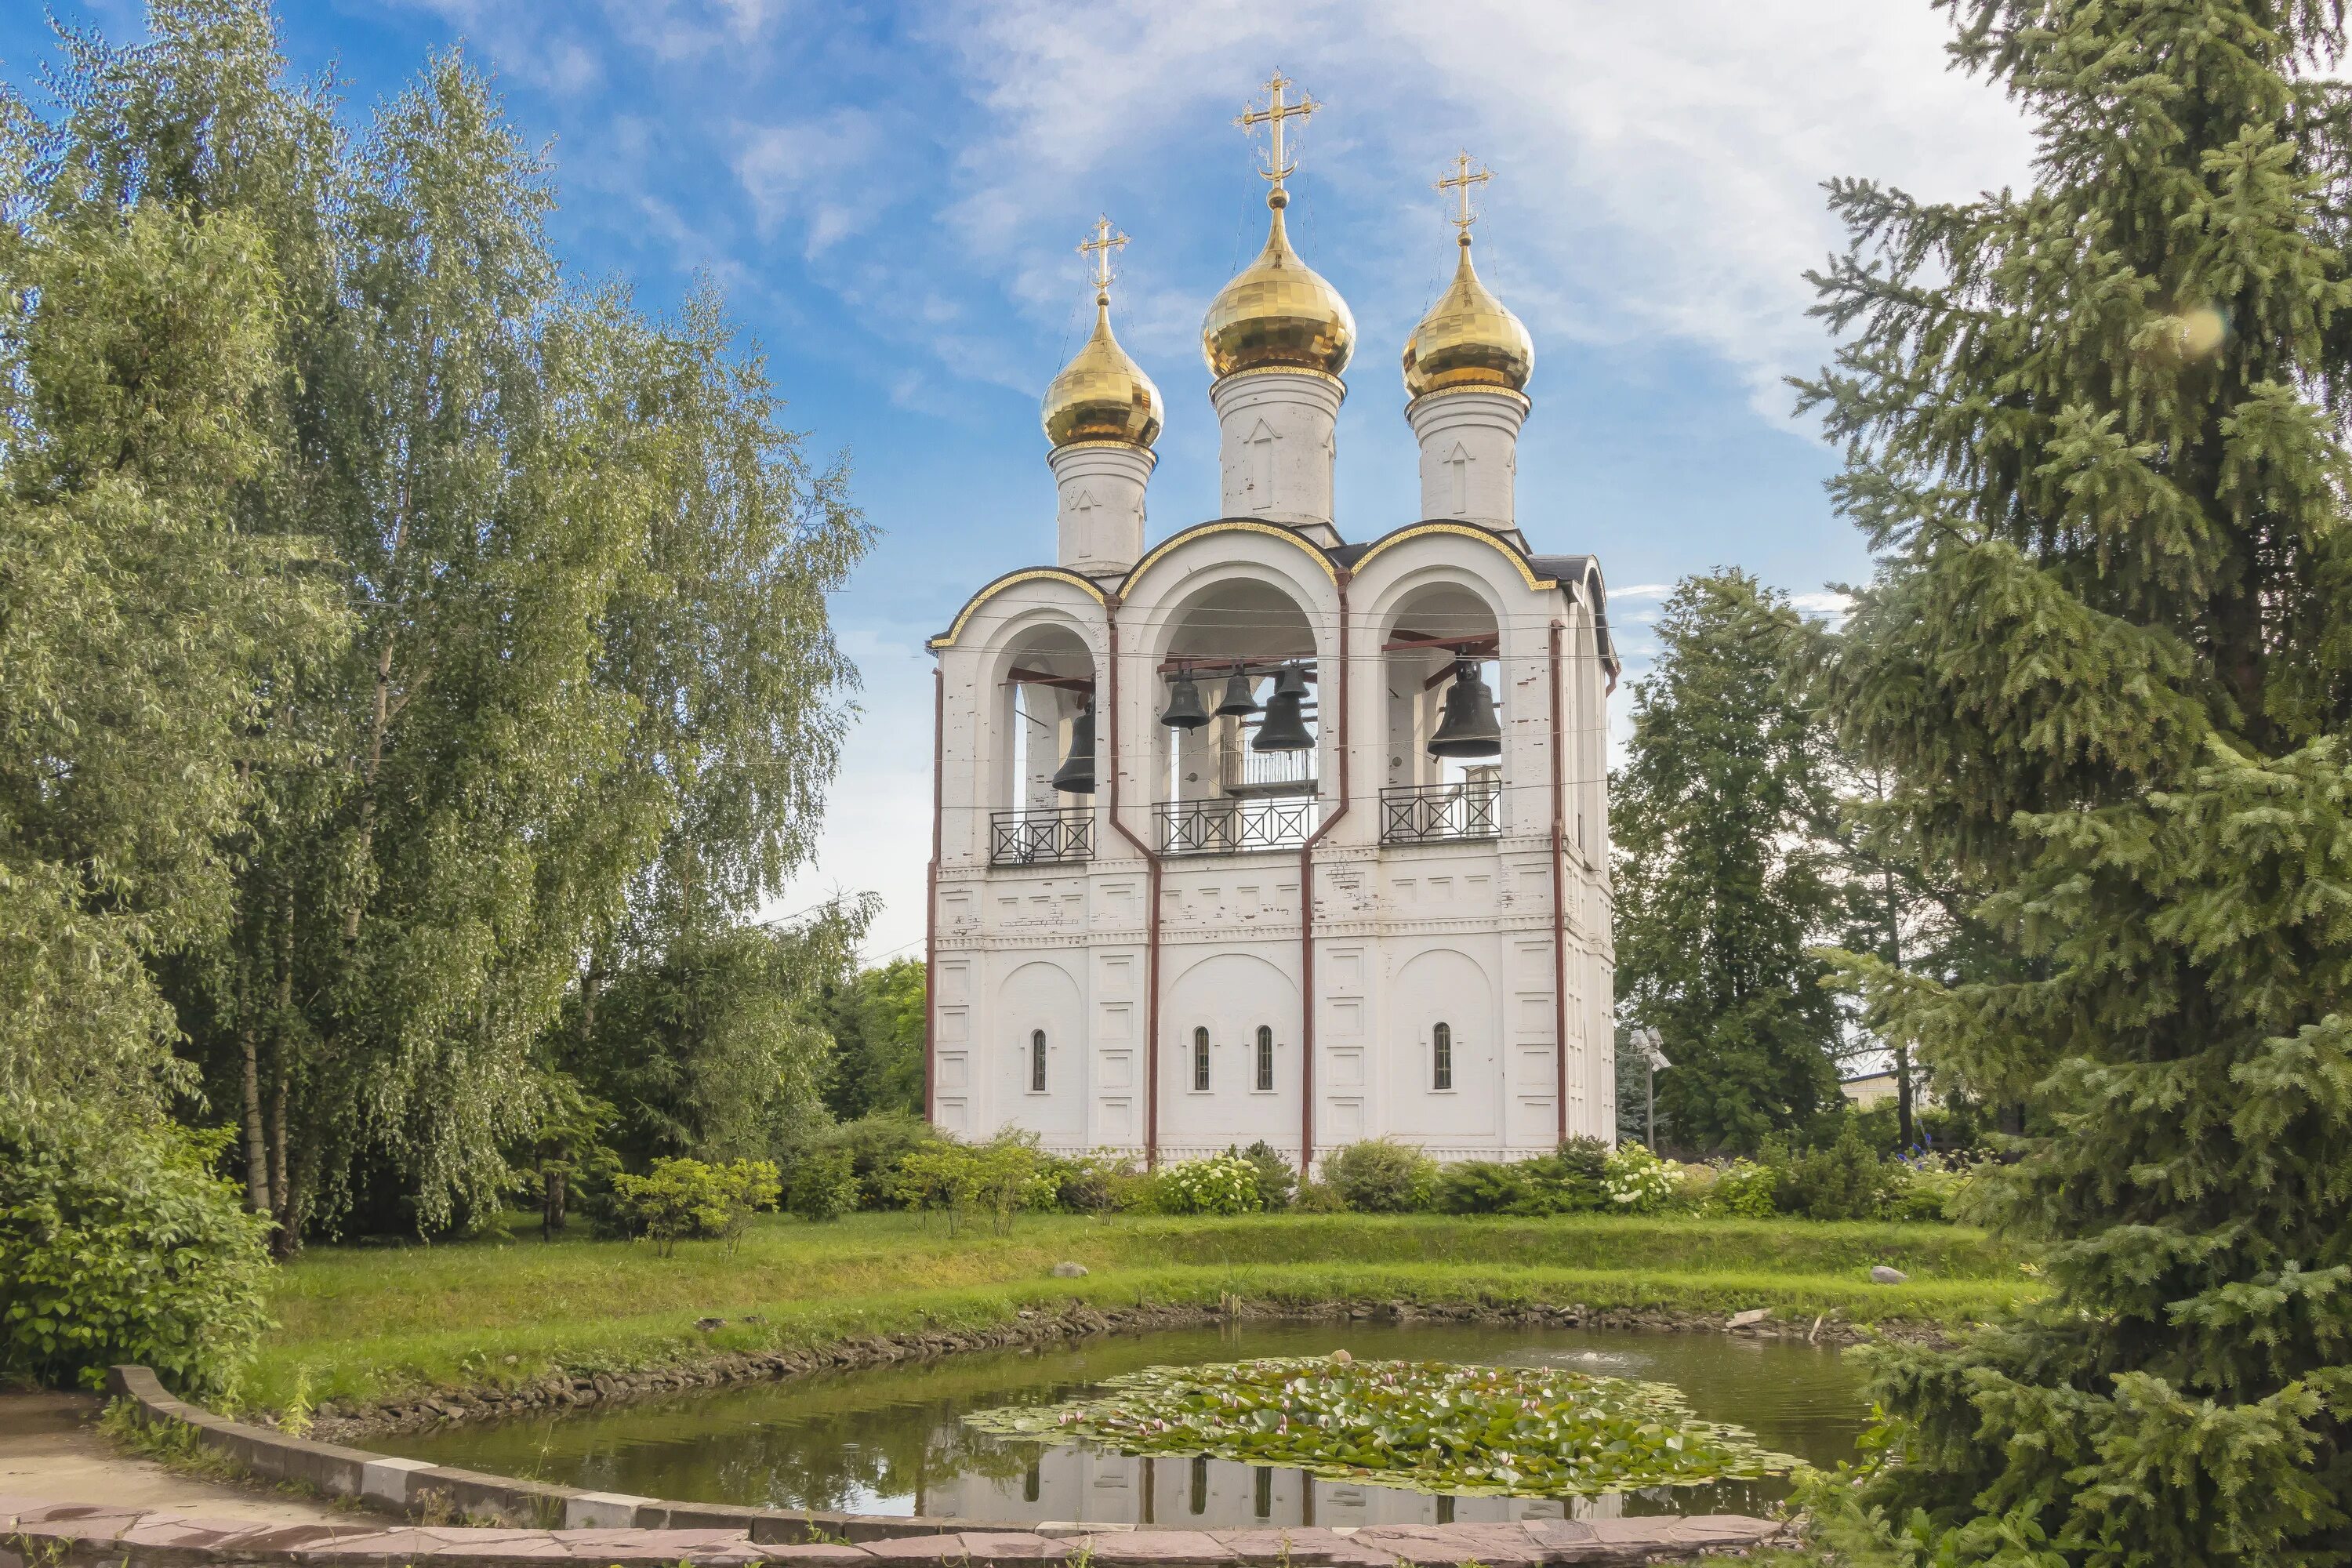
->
[376,1322,1865,1526]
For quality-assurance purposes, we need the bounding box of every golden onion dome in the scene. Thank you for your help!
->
[1042,293,1163,448]
[1401,235,1534,398]
[1200,193,1356,381]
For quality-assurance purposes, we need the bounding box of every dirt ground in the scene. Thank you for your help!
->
[0,1389,349,1525]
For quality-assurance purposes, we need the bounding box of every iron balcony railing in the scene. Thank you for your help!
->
[1379,780,1501,844]
[990,806,1094,866]
[1156,794,1319,855]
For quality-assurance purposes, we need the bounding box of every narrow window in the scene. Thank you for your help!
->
[1432,1022,1454,1091]
[1193,1026,1211,1092]
[1190,1456,1208,1515]
[1255,1025,1275,1091]
[1254,1465,1273,1519]
[1030,1029,1047,1093]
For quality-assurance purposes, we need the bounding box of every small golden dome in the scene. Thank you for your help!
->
[1200,194,1356,381]
[1043,295,1163,448]
[1401,236,1534,398]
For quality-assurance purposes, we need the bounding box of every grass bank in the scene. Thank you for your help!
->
[248,1212,2033,1412]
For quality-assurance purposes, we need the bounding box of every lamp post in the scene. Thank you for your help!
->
[1634,1028,1671,1149]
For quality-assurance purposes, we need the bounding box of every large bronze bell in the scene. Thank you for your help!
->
[1428,661,1502,758]
[1252,688,1315,753]
[1214,664,1261,717]
[1159,670,1210,730]
[1051,702,1097,793]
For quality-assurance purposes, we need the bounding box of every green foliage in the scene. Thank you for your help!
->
[604,1157,781,1256]
[1711,1160,1781,1220]
[1235,1142,1296,1212]
[786,1148,860,1224]
[0,1105,274,1398]
[889,1135,1046,1236]
[1432,1143,1610,1217]
[1156,1156,1262,1217]
[965,1356,1798,1497]
[1320,1140,1437,1214]
[1775,1126,1898,1223]
[800,1111,944,1210]
[1798,2,2352,1558]
[817,957,927,1122]
[1611,572,1844,1155]
[1600,1141,1687,1214]
[565,900,873,1173]
[1290,1181,1348,1215]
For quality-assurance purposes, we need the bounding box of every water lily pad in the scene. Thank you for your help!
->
[963,1356,1798,1498]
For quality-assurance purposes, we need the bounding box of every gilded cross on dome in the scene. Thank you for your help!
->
[1076,215,1127,304]
[1235,71,1319,197]
[1436,151,1490,241]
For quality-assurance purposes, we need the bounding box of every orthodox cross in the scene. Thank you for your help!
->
[1236,71,1319,194]
[1436,151,1490,239]
[1077,215,1127,303]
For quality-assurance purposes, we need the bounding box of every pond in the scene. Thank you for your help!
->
[375,1323,1867,1529]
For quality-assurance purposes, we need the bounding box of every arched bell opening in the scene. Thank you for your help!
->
[989,622,1098,865]
[1378,583,1504,844]
[1149,576,1319,855]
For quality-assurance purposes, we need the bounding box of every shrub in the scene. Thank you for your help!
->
[1711,1158,1780,1218]
[1432,1160,1537,1215]
[888,1134,1045,1235]
[1236,1141,1296,1211]
[1887,1152,1969,1223]
[804,1112,942,1209]
[1157,1154,1261,1216]
[1043,1152,1125,1214]
[606,1157,781,1254]
[1291,1180,1347,1214]
[1777,1124,1900,1221]
[1601,1139,1686,1214]
[786,1147,859,1222]
[1322,1139,1436,1213]
[0,1105,274,1398]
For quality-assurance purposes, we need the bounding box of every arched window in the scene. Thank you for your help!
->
[1432,1022,1454,1091]
[1030,1029,1047,1093]
[1255,1025,1275,1092]
[1192,1026,1211,1092]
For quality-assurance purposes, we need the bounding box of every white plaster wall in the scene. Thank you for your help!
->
[1210,372,1344,537]
[1406,389,1528,532]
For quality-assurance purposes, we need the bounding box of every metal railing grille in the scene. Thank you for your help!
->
[1379,782,1501,844]
[1156,796,1318,855]
[990,807,1094,865]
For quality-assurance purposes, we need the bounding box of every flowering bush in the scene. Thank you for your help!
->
[1156,1153,1261,1215]
[1601,1140,1686,1213]
[1711,1158,1780,1218]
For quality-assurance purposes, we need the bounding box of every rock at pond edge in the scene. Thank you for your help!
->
[1052,1261,1090,1278]
[1870,1265,1910,1285]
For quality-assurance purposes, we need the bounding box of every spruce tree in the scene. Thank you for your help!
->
[1802,2,2352,1561]
[1611,571,1843,1155]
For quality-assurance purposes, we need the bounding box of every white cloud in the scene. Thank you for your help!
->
[926,0,2038,415]
[1607,583,1675,600]
[733,108,885,253]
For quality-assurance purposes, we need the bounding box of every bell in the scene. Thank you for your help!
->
[1272,662,1310,700]
[1051,702,1097,793]
[1252,689,1316,753]
[1159,670,1210,730]
[1428,662,1503,758]
[1214,665,1261,717]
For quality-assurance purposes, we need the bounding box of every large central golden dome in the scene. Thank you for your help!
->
[1043,295,1163,448]
[1402,234,1533,398]
[1200,193,1355,381]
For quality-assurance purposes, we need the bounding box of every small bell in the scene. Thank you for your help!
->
[1428,661,1502,758]
[1252,688,1316,753]
[1159,670,1210,730]
[1214,665,1261,717]
[1051,702,1097,793]
[1272,662,1311,700]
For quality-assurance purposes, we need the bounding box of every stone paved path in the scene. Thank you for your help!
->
[0,1391,348,1526]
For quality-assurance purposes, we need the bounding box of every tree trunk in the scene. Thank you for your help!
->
[268,1063,297,1258]
[239,1011,272,1215]
[542,1167,567,1240]
[343,633,397,942]
[1882,866,1915,1150]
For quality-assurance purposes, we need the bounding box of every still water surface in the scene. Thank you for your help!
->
[378,1323,1866,1528]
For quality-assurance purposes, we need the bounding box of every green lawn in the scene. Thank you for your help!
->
[250,1211,2033,1411]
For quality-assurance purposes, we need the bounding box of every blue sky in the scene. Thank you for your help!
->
[2,2,2037,964]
